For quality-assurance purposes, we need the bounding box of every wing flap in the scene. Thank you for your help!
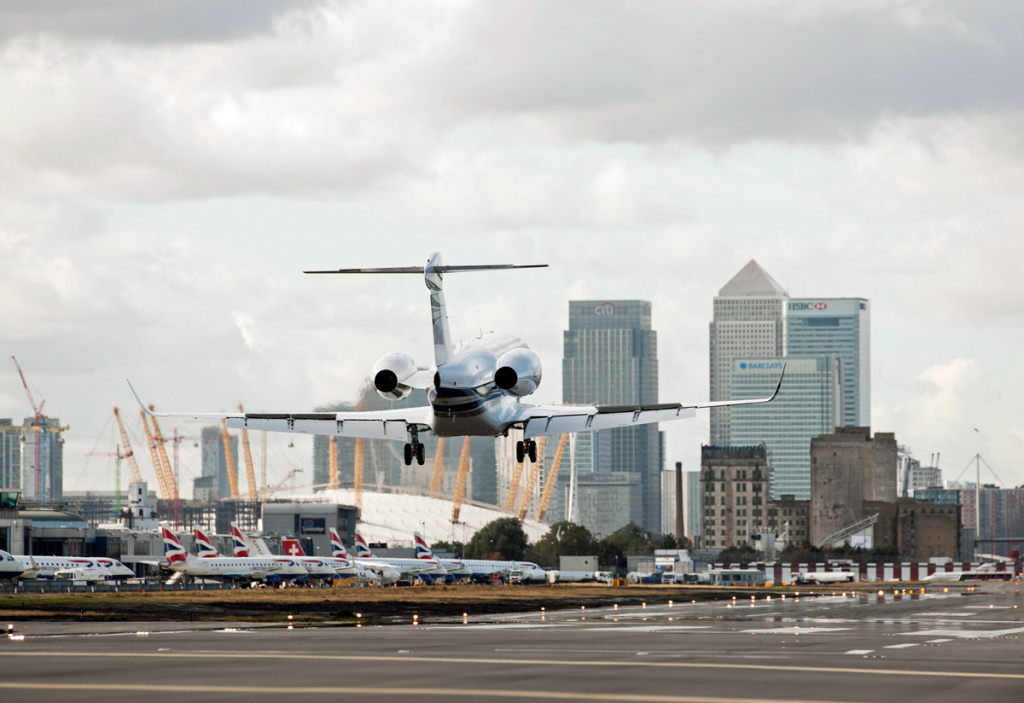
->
[523,406,697,438]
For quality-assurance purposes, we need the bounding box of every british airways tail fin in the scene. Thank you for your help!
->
[230,522,250,557]
[354,531,374,558]
[162,528,188,565]
[413,532,434,560]
[329,528,349,558]
[193,528,220,558]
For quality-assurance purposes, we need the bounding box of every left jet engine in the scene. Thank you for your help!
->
[372,352,419,401]
[494,348,543,397]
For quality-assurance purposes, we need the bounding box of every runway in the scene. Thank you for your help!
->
[1,581,1021,702]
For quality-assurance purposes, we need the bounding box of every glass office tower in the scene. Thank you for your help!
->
[563,300,661,531]
[730,356,843,499]
[787,298,870,427]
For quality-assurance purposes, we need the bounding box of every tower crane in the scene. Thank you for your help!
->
[139,410,172,501]
[112,405,144,485]
[85,444,129,514]
[328,436,339,490]
[429,437,446,499]
[11,356,51,500]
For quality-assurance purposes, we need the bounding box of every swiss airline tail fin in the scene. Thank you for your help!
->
[282,538,307,557]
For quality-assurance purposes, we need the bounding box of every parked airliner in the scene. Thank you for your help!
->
[130,252,782,467]
[328,528,399,585]
[414,533,546,583]
[161,528,306,584]
[353,531,448,583]
[0,551,135,581]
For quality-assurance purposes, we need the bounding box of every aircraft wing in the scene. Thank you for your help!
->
[518,366,784,439]
[128,381,429,441]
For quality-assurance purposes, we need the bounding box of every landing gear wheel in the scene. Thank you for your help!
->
[516,440,525,463]
[416,442,425,465]
[527,439,537,463]
[404,443,413,466]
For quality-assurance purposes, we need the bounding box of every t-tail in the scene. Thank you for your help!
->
[230,523,250,557]
[162,528,188,566]
[329,528,349,559]
[354,532,374,558]
[193,528,220,558]
[304,251,546,368]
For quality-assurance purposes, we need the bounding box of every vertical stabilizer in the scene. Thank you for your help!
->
[424,252,453,366]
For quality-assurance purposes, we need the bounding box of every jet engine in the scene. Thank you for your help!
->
[372,352,418,401]
[493,348,543,397]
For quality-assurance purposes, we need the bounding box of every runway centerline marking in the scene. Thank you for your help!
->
[1,650,1022,681]
[0,682,869,703]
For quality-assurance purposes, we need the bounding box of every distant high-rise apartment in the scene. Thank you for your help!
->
[787,298,870,427]
[700,445,770,549]
[0,419,22,491]
[709,261,788,446]
[17,416,63,502]
[200,426,239,500]
[563,300,661,531]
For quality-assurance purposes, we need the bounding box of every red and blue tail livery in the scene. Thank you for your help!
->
[193,528,220,558]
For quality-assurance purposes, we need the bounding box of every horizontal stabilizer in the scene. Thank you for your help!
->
[304,263,547,274]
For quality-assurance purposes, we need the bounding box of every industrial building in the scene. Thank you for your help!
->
[700,445,770,549]
[810,426,898,546]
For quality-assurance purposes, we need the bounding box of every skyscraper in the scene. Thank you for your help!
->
[563,300,661,531]
[731,356,843,499]
[709,261,788,446]
[0,419,22,491]
[787,298,870,427]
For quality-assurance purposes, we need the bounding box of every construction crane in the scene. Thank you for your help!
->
[429,437,446,499]
[149,411,181,504]
[11,356,52,501]
[267,468,304,496]
[450,437,471,523]
[517,436,547,521]
[219,418,240,498]
[535,434,568,522]
[112,405,144,485]
[139,411,172,500]
[237,403,259,501]
[505,452,526,512]
[85,444,129,514]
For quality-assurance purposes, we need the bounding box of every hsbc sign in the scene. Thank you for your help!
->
[789,301,828,311]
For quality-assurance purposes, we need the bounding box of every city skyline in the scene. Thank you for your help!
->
[1,3,1022,499]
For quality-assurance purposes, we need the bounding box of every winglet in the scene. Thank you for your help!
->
[126,379,155,416]
[769,363,786,401]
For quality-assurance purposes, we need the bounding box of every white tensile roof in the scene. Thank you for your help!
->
[287,488,550,547]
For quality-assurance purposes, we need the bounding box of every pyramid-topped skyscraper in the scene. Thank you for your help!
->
[709,260,788,446]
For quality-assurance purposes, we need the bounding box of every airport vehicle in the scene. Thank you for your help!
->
[130,252,783,467]
[3,553,134,580]
[53,566,113,583]
[353,531,447,583]
[795,571,856,585]
[544,570,597,584]
[161,528,307,584]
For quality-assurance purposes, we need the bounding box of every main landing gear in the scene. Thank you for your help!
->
[404,427,425,466]
[516,439,538,463]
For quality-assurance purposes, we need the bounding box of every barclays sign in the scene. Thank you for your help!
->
[739,361,785,371]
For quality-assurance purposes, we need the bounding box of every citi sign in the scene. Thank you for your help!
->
[594,302,615,315]
[790,302,828,311]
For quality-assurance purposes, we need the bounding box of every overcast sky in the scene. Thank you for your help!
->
[2,1,1021,500]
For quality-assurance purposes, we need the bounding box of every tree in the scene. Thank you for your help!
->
[465,517,528,560]
[717,544,762,564]
[526,522,599,567]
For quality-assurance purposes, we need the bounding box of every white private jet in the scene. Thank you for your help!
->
[129,252,782,467]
